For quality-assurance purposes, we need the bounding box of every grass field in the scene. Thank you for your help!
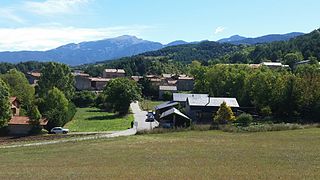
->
[65,107,133,132]
[139,99,165,111]
[0,128,319,179]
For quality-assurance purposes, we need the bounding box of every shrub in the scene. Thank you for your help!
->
[162,91,173,101]
[235,113,253,127]
[261,106,272,117]
[66,102,77,123]
[72,91,97,108]
[213,101,235,124]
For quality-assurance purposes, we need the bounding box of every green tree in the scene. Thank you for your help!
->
[38,62,75,100]
[72,91,97,108]
[0,79,11,127]
[0,69,35,112]
[189,61,209,93]
[284,52,303,69]
[28,105,41,123]
[103,78,141,114]
[27,104,43,134]
[138,76,158,99]
[41,87,69,130]
[213,102,235,124]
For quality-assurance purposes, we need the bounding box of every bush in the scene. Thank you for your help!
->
[235,113,253,127]
[72,91,97,108]
[162,91,173,101]
[261,106,272,117]
[66,102,77,123]
[213,102,235,124]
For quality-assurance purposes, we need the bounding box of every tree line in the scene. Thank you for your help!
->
[190,61,320,122]
[0,62,76,133]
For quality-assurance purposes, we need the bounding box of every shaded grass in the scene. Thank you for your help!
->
[65,107,133,132]
[139,99,165,111]
[0,129,320,179]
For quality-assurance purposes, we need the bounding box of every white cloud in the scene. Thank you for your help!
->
[0,25,153,51]
[215,26,225,34]
[0,8,25,24]
[24,0,90,15]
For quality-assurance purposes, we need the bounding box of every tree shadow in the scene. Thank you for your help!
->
[85,114,126,121]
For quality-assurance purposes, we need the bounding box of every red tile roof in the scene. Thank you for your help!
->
[9,116,48,126]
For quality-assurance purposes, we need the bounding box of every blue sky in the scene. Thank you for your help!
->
[0,0,319,51]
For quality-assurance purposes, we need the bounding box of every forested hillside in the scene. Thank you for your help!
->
[80,29,319,76]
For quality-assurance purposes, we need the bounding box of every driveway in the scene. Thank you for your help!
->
[130,101,159,131]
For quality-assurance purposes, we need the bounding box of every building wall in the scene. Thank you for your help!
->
[186,104,239,123]
[7,125,33,135]
[75,76,92,91]
[92,81,108,91]
[102,72,125,78]
[177,79,194,91]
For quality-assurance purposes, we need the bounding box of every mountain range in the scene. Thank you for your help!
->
[0,32,304,66]
[218,32,304,45]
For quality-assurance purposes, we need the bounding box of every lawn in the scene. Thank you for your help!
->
[0,128,319,179]
[65,107,133,132]
[139,99,165,111]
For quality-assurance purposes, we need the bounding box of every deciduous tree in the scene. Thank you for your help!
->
[103,78,141,114]
[0,79,11,127]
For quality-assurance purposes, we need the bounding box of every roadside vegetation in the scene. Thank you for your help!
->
[65,107,133,132]
[139,99,165,111]
[1,129,319,179]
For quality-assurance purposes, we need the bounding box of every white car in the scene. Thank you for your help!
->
[50,127,69,134]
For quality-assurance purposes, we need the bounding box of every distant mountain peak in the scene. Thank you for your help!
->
[218,35,246,43]
[166,40,189,46]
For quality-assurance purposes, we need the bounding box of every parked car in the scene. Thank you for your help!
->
[50,127,69,134]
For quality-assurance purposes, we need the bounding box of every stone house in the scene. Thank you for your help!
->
[74,73,110,91]
[8,97,48,135]
[102,69,126,78]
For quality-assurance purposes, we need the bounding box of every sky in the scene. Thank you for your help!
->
[0,0,319,51]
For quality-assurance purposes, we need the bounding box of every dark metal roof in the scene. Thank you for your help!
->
[188,97,239,108]
[155,101,179,110]
[173,93,209,102]
[160,108,191,120]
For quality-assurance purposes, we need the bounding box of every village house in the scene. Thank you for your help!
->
[261,62,289,69]
[26,72,41,85]
[131,76,143,82]
[176,75,194,91]
[89,77,111,91]
[7,97,47,135]
[155,101,179,120]
[173,93,209,107]
[185,96,240,123]
[159,108,191,128]
[102,69,126,78]
[74,74,110,91]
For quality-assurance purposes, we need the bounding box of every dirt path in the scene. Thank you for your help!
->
[0,129,136,149]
